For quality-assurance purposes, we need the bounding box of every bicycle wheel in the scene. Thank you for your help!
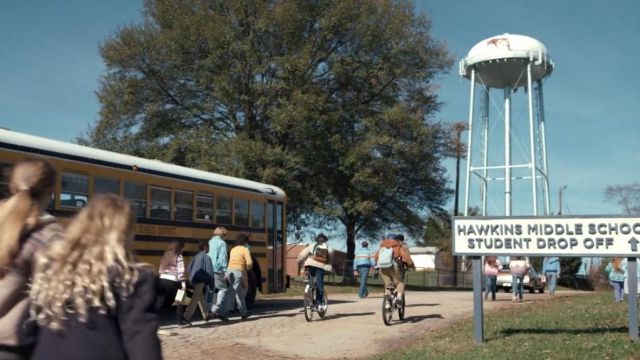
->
[382,294,393,326]
[398,292,405,320]
[317,293,328,318]
[304,290,314,322]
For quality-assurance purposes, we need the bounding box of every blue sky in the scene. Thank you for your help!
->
[1,1,638,221]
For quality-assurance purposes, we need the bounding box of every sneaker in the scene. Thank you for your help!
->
[209,311,229,322]
[204,312,215,322]
[177,318,192,328]
[512,294,517,302]
[241,311,252,320]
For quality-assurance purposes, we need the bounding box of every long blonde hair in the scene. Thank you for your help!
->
[0,158,55,278]
[159,240,184,272]
[30,194,140,330]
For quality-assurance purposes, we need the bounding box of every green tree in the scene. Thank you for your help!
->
[81,0,453,262]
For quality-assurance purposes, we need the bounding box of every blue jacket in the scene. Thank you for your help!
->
[207,235,228,273]
[353,247,375,270]
[542,257,560,273]
[606,261,626,282]
[188,251,215,286]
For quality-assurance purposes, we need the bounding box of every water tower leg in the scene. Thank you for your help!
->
[537,80,551,214]
[463,69,476,218]
[461,69,476,276]
[527,64,538,215]
[481,87,489,216]
[504,87,512,216]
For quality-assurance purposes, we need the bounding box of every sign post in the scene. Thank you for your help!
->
[452,215,640,343]
[472,256,483,343]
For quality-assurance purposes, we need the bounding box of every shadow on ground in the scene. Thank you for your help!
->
[495,326,628,339]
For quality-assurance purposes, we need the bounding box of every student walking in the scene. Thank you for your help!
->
[605,257,626,302]
[209,227,231,321]
[509,256,529,302]
[184,240,215,322]
[0,159,63,360]
[483,256,501,301]
[227,233,253,319]
[353,241,375,299]
[158,240,189,327]
[30,194,161,360]
[542,256,560,295]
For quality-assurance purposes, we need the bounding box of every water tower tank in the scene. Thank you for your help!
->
[460,33,554,219]
[459,34,554,88]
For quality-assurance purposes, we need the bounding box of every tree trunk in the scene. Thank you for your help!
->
[343,217,357,284]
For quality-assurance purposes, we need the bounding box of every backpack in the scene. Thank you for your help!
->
[312,243,329,264]
[377,246,395,269]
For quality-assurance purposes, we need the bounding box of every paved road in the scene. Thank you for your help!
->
[159,289,577,360]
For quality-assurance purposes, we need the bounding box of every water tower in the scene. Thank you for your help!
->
[459,34,554,217]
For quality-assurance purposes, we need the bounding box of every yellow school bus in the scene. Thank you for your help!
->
[0,128,287,298]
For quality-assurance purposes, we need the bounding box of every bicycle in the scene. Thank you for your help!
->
[303,268,328,322]
[381,283,405,325]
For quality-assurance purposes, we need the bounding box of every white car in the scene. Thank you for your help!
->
[495,265,546,293]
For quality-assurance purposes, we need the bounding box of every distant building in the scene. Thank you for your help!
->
[408,246,438,270]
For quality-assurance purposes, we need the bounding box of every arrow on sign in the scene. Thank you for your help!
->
[630,237,639,252]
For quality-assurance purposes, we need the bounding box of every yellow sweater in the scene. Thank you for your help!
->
[228,245,253,272]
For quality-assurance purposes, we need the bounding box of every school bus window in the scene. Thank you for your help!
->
[94,177,120,195]
[216,196,232,224]
[60,172,88,208]
[174,190,193,222]
[196,193,213,222]
[124,181,146,218]
[0,163,11,200]
[235,198,249,226]
[251,201,265,228]
[150,186,171,219]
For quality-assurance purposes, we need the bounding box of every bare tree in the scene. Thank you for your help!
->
[605,183,640,214]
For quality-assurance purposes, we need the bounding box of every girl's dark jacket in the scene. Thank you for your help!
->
[32,268,162,360]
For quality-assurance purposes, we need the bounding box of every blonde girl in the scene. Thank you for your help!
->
[0,158,62,360]
[30,194,161,360]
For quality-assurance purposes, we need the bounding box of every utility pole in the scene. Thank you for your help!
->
[558,185,567,215]
[452,122,468,287]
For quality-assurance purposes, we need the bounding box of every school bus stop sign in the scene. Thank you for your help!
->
[452,215,640,256]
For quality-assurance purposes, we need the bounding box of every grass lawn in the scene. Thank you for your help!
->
[374,291,640,360]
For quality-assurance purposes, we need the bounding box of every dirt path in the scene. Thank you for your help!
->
[159,290,577,360]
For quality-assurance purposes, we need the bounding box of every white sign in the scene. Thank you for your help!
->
[452,216,640,256]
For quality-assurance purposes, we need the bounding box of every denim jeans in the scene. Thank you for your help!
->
[611,280,624,302]
[512,274,525,300]
[357,265,370,298]
[484,275,497,300]
[229,270,248,317]
[308,266,325,304]
[211,272,232,315]
[545,271,558,295]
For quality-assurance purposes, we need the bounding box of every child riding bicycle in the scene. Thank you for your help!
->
[375,234,415,306]
[297,233,334,310]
